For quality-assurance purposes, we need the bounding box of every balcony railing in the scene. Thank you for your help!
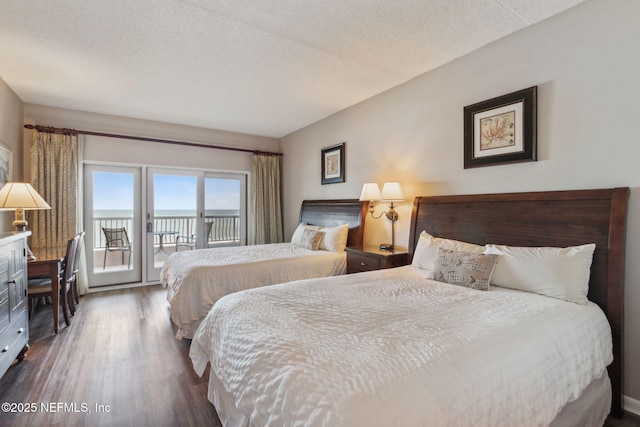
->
[93,215,240,248]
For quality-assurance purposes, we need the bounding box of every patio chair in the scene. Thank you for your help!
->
[102,227,132,269]
[175,221,214,251]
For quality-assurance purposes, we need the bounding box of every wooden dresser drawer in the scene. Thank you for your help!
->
[0,232,30,379]
[0,310,28,376]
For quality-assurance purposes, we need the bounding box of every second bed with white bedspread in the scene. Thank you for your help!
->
[162,243,345,338]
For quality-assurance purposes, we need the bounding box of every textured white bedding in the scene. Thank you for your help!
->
[161,243,345,338]
[190,266,612,427]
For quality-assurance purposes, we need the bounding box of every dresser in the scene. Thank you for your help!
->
[345,246,408,274]
[0,232,30,379]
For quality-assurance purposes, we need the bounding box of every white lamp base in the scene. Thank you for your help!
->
[12,210,37,261]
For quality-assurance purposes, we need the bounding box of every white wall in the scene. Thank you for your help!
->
[281,0,640,404]
[0,77,24,230]
[22,104,280,175]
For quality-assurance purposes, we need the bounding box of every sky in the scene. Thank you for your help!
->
[93,172,240,211]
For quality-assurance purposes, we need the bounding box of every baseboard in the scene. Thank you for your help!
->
[624,395,640,416]
[87,281,161,293]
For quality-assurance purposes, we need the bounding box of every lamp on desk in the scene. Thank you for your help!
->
[359,181,405,251]
[0,182,51,261]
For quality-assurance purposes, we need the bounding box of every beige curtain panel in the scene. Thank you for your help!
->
[29,131,87,294]
[251,154,283,244]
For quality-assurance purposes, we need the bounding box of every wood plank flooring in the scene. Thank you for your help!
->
[0,284,638,426]
[0,285,221,427]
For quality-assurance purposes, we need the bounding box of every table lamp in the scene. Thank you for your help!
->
[0,182,51,260]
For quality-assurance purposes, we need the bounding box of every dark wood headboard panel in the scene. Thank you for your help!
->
[299,199,368,248]
[408,188,629,418]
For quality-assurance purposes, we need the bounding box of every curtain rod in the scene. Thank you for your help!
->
[23,124,283,157]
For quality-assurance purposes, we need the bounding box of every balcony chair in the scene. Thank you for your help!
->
[175,221,214,251]
[102,227,132,269]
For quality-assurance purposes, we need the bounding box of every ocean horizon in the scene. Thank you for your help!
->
[94,209,239,217]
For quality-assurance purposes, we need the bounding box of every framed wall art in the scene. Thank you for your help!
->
[0,142,12,187]
[464,86,537,169]
[321,142,345,184]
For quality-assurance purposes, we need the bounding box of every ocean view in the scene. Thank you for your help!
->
[94,209,240,218]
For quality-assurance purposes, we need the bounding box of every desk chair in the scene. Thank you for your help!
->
[70,231,85,311]
[28,234,79,331]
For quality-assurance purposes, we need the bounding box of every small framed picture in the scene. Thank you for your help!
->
[464,86,537,168]
[321,142,346,184]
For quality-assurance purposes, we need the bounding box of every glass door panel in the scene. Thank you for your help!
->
[204,175,246,247]
[147,169,199,281]
[84,165,142,287]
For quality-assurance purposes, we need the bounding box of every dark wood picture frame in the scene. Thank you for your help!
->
[321,142,346,184]
[464,86,537,169]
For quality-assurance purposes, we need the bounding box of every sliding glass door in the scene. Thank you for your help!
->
[84,165,142,287]
[84,164,247,286]
[146,168,247,282]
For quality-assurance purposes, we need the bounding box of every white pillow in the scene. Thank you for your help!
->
[412,231,484,278]
[318,223,350,252]
[483,243,596,304]
[291,223,321,246]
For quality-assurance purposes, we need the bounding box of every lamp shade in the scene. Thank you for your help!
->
[380,182,405,201]
[359,183,381,201]
[0,183,51,210]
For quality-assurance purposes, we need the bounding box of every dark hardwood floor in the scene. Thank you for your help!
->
[0,285,221,426]
[607,412,640,427]
[0,284,638,426]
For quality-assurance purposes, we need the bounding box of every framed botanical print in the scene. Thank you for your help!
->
[321,142,345,184]
[464,86,537,168]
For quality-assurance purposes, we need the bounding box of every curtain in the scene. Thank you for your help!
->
[29,130,87,294]
[251,153,283,244]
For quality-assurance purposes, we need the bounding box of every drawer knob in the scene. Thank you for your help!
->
[1,346,8,353]
[360,262,367,266]
[17,328,24,334]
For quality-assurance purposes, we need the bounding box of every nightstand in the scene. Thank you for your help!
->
[345,246,408,274]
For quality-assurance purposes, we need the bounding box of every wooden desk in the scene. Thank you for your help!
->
[28,249,65,333]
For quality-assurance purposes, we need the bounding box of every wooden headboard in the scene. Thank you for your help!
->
[298,199,368,248]
[408,188,629,417]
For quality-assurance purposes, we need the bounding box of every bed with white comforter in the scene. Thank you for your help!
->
[190,266,612,427]
[162,243,345,339]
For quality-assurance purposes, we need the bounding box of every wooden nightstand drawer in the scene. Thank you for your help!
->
[345,246,408,274]
[347,252,381,273]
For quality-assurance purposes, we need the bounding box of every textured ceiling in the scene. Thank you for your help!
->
[0,0,587,138]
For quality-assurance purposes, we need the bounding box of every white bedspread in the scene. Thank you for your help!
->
[190,266,612,427]
[161,243,345,339]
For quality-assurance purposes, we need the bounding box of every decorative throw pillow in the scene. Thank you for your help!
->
[412,231,485,278]
[432,248,499,291]
[483,243,596,304]
[293,229,325,250]
[291,223,321,246]
[318,223,350,252]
